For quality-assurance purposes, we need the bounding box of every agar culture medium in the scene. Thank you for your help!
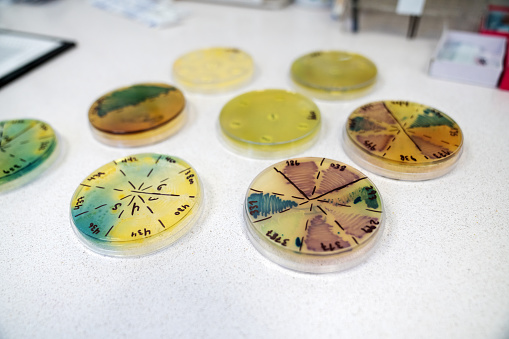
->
[88,83,186,147]
[0,119,58,192]
[219,89,321,158]
[290,51,377,100]
[173,47,254,93]
[343,101,464,180]
[70,153,203,256]
[244,157,385,273]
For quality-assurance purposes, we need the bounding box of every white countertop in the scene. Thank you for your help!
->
[1,2,508,338]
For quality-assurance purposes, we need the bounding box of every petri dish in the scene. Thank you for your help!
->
[0,119,59,192]
[343,100,464,180]
[173,47,254,93]
[70,153,203,256]
[219,89,321,158]
[88,83,186,147]
[290,50,377,100]
[244,157,384,273]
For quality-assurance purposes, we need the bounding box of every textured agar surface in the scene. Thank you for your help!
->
[245,157,383,256]
[70,153,201,254]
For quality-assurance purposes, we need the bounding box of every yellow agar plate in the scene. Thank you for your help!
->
[88,83,186,147]
[290,51,377,100]
[0,119,58,192]
[245,157,384,273]
[219,89,321,158]
[343,101,464,180]
[70,153,202,256]
[173,47,254,93]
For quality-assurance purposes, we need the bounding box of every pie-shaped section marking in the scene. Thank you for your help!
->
[70,153,202,256]
[344,101,464,180]
[244,157,384,272]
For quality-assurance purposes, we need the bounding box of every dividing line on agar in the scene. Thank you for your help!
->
[253,216,272,223]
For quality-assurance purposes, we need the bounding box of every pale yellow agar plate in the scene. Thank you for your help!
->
[291,51,377,100]
[88,83,186,147]
[219,89,321,158]
[343,101,464,180]
[173,47,254,93]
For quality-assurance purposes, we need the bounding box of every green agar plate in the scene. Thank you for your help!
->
[343,101,464,180]
[70,153,203,256]
[290,51,377,100]
[0,119,58,192]
[244,157,384,273]
[219,89,321,158]
[88,83,186,147]
[173,47,254,93]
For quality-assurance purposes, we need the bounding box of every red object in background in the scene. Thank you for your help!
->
[480,5,509,38]
[500,47,509,90]
[480,5,509,90]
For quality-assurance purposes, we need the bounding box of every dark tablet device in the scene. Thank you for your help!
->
[0,29,76,88]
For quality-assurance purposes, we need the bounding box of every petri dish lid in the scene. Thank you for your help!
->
[219,89,321,159]
[244,157,385,273]
[70,153,203,256]
[290,51,377,98]
[173,47,254,93]
[0,119,59,192]
[343,100,464,180]
[88,83,186,147]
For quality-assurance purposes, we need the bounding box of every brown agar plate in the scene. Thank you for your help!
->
[89,83,186,147]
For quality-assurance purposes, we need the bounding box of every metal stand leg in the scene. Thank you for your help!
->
[407,15,420,38]
[352,0,359,33]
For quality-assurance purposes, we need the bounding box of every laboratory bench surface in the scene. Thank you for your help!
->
[0,1,508,338]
